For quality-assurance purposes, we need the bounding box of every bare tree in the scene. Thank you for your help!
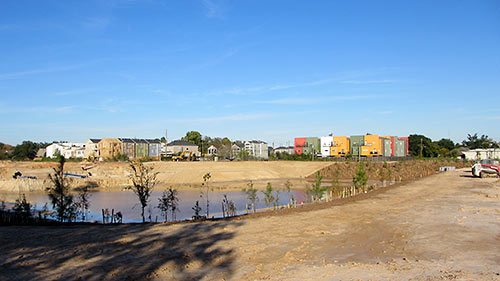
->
[128,161,158,223]
[74,185,92,221]
[158,187,179,222]
[201,172,211,218]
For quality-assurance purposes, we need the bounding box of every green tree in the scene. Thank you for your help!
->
[353,162,369,193]
[181,131,202,148]
[409,134,439,157]
[128,161,158,223]
[262,182,275,208]
[462,133,499,149]
[309,171,327,201]
[13,193,32,221]
[243,181,259,212]
[436,138,456,151]
[192,200,203,220]
[11,141,39,160]
[47,157,76,222]
[330,170,341,197]
[0,143,13,160]
[238,149,250,161]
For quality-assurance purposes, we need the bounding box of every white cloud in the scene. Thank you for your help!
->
[175,113,275,123]
[81,17,111,29]
[257,95,376,105]
[378,111,393,115]
[202,0,225,19]
[340,80,395,84]
[0,61,100,80]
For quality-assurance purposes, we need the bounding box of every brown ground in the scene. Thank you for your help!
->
[1,168,499,280]
[0,161,331,192]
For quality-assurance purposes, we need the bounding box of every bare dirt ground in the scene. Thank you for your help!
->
[1,168,499,280]
[0,161,331,192]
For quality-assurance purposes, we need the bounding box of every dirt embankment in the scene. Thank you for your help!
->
[0,160,331,192]
[308,160,472,182]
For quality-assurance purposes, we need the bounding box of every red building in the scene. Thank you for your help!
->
[294,138,306,155]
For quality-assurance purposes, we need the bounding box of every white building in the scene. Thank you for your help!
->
[461,148,500,161]
[207,145,218,156]
[320,136,333,158]
[84,139,101,159]
[46,143,86,159]
[244,140,269,160]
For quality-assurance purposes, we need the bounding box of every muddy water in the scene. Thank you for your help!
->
[0,189,308,223]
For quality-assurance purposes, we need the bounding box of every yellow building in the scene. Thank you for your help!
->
[330,136,350,157]
[98,138,122,159]
[361,134,381,157]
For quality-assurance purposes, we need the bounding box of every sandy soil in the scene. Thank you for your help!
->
[0,161,331,192]
[1,168,499,280]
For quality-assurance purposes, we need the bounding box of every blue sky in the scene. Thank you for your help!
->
[1,0,499,146]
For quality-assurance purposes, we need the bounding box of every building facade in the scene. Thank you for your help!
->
[46,143,86,159]
[244,140,269,160]
[98,138,122,159]
[84,139,101,159]
[167,140,200,156]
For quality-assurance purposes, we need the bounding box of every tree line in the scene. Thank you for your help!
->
[408,133,499,158]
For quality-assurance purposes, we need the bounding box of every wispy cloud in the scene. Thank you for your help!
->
[256,95,376,105]
[0,24,18,31]
[377,110,393,115]
[51,89,88,96]
[340,79,395,84]
[201,75,394,97]
[55,106,76,113]
[0,61,100,80]
[175,113,275,123]
[81,17,111,29]
[202,0,226,19]
[183,48,238,72]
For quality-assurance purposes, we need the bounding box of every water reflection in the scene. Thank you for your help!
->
[0,189,307,223]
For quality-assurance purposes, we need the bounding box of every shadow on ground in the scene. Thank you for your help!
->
[1,220,243,280]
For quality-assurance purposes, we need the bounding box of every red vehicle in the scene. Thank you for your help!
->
[472,159,500,178]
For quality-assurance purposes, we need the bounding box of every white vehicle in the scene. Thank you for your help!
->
[472,159,500,178]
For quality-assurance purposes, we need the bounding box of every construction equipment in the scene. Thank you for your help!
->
[172,151,195,161]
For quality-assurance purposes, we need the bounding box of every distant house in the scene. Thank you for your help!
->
[117,138,162,160]
[231,143,244,158]
[36,148,46,158]
[84,139,101,159]
[146,139,161,159]
[119,138,136,159]
[167,140,200,156]
[207,145,218,156]
[461,148,500,161]
[274,146,295,155]
[98,138,122,159]
[244,140,269,160]
[46,143,85,159]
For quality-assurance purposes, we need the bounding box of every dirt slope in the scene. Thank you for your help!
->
[0,161,331,192]
[1,168,499,280]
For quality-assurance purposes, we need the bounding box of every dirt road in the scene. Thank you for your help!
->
[1,168,499,280]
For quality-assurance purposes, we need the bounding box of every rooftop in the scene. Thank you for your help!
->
[167,140,197,146]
